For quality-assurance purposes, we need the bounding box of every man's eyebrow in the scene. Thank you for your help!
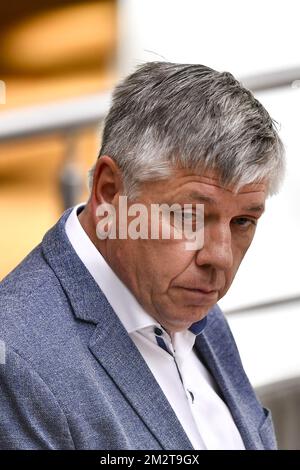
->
[242,204,265,213]
[178,192,265,213]
[180,193,218,205]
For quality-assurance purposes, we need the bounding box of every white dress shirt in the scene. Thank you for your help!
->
[65,204,245,450]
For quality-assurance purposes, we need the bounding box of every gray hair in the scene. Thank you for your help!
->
[89,61,285,198]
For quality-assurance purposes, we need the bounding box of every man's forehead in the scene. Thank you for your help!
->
[157,168,268,197]
[139,168,268,212]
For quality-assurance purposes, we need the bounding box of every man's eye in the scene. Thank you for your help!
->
[232,217,256,229]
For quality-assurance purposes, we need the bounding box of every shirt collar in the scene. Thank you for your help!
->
[65,204,208,339]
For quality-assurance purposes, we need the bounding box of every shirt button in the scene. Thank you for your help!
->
[154,327,163,336]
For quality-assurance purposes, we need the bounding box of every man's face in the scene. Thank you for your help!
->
[106,169,267,332]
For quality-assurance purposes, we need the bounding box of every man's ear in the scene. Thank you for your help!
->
[91,156,123,206]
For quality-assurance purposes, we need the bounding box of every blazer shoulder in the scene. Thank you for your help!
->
[0,344,75,449]
[0,243,71,348]
[1,244,55,297]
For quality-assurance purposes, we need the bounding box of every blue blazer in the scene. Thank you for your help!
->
[0,208,276,450]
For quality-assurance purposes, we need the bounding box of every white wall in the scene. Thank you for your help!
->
[227,302,300,387]
[118,0,300,78]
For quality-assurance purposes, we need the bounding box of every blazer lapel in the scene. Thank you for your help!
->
[88,309,193,450]
[195,308,265,450]
[42,209,193,450]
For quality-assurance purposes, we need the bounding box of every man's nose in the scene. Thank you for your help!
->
[195,223,233,271]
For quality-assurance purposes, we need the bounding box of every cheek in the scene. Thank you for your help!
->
[140,239,195,285]
[233,237,253,268]
[223,242,250,291]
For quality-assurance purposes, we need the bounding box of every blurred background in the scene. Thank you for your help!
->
[0,0,300,449]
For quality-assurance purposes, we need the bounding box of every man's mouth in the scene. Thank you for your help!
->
[174,286,219,303]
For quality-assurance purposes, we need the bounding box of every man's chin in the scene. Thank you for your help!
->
[161,306,211,333]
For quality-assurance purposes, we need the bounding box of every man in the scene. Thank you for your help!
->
[0,62,284,450]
